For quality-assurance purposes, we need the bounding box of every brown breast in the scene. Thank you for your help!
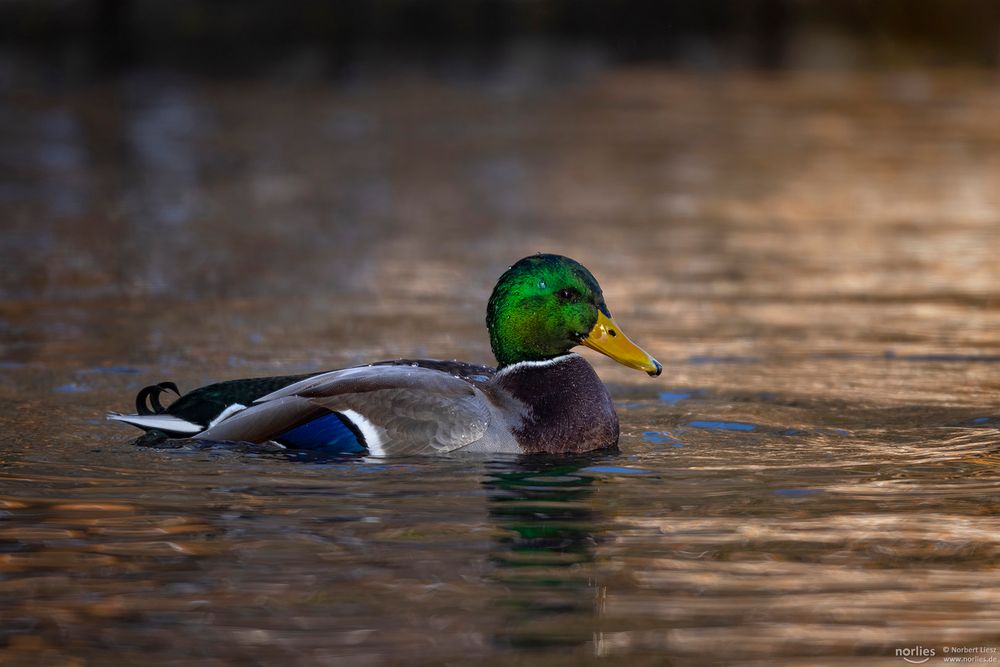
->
[489,354,619,454]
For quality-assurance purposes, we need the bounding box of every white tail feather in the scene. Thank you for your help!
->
[107,413,202,434]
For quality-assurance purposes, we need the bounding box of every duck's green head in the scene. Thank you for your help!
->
[487,254,662,376]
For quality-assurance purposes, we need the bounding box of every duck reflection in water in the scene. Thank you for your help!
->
[483,454,613,650]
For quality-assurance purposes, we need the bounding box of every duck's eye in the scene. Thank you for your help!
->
[556,288,578,302]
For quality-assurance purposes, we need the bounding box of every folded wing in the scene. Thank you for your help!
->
[196,365,492,455]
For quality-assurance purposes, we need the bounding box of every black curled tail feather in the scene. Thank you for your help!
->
[135,382,181,415]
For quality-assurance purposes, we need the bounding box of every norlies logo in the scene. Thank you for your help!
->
[896,646,936,663]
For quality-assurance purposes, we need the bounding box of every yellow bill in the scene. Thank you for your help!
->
[581,311,662,376]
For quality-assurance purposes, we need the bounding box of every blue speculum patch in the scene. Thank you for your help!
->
[278,413,366,453]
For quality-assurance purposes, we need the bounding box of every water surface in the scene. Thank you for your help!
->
[2,69,1000,664]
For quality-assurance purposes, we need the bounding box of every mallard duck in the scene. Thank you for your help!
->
[109,254,661,455]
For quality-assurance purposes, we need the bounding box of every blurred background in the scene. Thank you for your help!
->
[0,0,1000,355]
[3,0,1000,414]
[3,0,1000,372]
[3,0,1000,78]
[3,3,1000,665]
